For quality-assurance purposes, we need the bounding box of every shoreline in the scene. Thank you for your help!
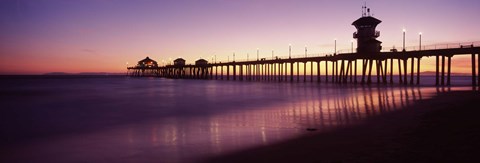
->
[204,90,480,163]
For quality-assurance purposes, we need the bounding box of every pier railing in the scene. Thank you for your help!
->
[381,41,480,52]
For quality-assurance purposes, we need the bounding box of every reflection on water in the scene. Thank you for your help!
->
[0,76,468,163]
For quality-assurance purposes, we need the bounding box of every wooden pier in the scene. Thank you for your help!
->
[127,7,480,87]
[128,45,480,87]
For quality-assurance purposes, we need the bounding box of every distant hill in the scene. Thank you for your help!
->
[43,72,72,75]
[43,72,125,76]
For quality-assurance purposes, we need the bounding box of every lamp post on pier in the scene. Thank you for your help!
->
[272,49,274,59]
[257,48,259,61]
[289,44,291,59]
[419,32,422,51]
[334,38,337,55]
[403,28,406,52]
[305,45,307,57]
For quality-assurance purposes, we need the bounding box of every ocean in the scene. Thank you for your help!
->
[0,75,473,162]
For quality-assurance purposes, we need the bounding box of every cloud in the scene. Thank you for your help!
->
[81,49,99,55]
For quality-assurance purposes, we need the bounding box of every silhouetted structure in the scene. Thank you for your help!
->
[194,59,209,79]
[195,59,208,66]
[353,6,382,55]
[127,6,480,89]
[137,57,158,68]
[127,57,158,76]
[174,58,186,66]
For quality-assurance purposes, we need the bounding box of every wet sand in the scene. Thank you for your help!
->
[205,90,480,163]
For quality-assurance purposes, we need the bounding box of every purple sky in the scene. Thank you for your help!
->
[1,0,479,74]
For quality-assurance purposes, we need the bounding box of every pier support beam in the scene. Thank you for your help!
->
[304,62,307,82]
[279,63,282,82]
[442,55,445,85]
[210,67,213,79]
[447,56,451,86]
[417,58,421,85]
[376,60,381,84]
[263,64,266,81]
[332,61,336,83]
[361,59,367,84]
[345,60,353,83]
[410,58,414,85]
[368,59,373,84]
[472,53,477,87]
[336,60,339,83]
[340,60,345,83]
[354,59,358,83]
[398,59,403,84]
[311,62,313,82]
[435,55,439,85]
[290,62,294,82]
[272,63,275,81]
[403,59,408,85]
[297,62,300,82]
[233,64,236,80]
[381,60,386,84]
[240,65,243,81]
[317,61,321,83]
[325,61,329,82]
[383,59,388,84]
[390,58,394,84]
[278,63,281,81]
[227,65,230,80]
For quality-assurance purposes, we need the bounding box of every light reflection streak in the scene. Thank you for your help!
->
[147,86,428,161]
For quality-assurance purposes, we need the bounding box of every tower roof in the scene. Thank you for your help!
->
[352,16,381,27]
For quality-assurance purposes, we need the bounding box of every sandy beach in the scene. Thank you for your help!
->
[205,90,480,163]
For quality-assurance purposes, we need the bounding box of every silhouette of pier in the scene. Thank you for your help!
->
[127,6,480,87]
[128,45,480,86]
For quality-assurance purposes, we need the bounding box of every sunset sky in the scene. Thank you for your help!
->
[1,0,479,74]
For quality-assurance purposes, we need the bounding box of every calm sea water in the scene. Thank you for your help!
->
[0,75,472,162]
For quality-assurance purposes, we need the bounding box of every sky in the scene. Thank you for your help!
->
[1,0,479,74]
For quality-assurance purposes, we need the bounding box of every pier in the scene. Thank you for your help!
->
[127,7,480,87]
[128,45,480,86]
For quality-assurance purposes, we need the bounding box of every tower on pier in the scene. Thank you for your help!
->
[352,5,382,55]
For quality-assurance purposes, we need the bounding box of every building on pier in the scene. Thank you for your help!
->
[195,59,208,66]
[128,56,159,76]
[352,5,382,55]
[193,59,209,79]
[174,58,186,66]
[137,56,158,68]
